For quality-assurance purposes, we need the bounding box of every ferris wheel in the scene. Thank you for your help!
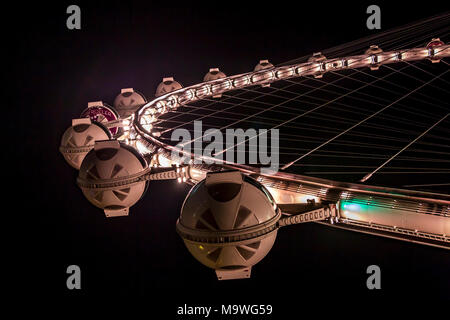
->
[60,13,450,280]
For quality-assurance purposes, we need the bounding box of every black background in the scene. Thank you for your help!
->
[6,0,449,313]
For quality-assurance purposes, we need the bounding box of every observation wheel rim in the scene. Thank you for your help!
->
[133,45,450,205]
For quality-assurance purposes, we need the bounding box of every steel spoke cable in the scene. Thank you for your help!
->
[326,67,449,121]
[280,12,450,65]
[157,43,438,134]
[138,28,450,192]
[154,78,447,156]
[281,155,450,164]
[281,69,450,170]
[403,183,450,187]
[151,43,448,137]
[278,164,450,170]
[166,83,444,138]
[403,57,450,90]
[286,154,450,162]
[374,25,450,52]
[226,80,450,136]
[156,52,361,131]
[160,131,450,163]
[163,122,450,154]
[175,61,382,147]
[274,130,450,151]
[156,88,249,124]
[381,61,450,102]
[366,62,450,107]
[162,122,450,156]
[279,40,450,121]
[302,65,450,119]
[189,144,450,162]
[301,171,450,175]
[276,74,450,131]
[160,109,450,150]
[205,78,422,135]
[158,46,388,134]
[325,46,450,110]
[160,98,450,142]
[158,78,306,134]
[297,13,450,59]
[208,47,450,133]
[212,60,435,157]
[157,75,312,125]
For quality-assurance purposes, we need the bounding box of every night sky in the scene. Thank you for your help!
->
[8,0,449,311]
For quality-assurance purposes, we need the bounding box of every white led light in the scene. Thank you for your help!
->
[232,75,250,88]
[157,153,171,167]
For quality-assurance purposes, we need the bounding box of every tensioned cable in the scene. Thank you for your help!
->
[136,20,448,195]
[163,123,450,156]
[161,131,450,164]
[267,30,450,131]
[317,63,450,112]
[158,77,307,134]
[142,65,448,182]
[210,57,445,157]
[158,100,450,143]
[219,73,450,135]
[286,21,449,71]
[301,171,450,175]
[157,47,384,132]
[159,80,448,139]
[157,89,250,124]
[271,74,450,131]
[359,113,449,182]
[281,69,450,170]
[279,12,450,65]
[220,45,448,129]
[325,56,450,112]
[188,146,450,164]
[153,37,449,143]
[175,59,394,147]
[403,59,450,89]
[403,183,450,187]
[381,61,450,101]
[188,141,450,160]
[237,73,443,123]
[159,103,450,150]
